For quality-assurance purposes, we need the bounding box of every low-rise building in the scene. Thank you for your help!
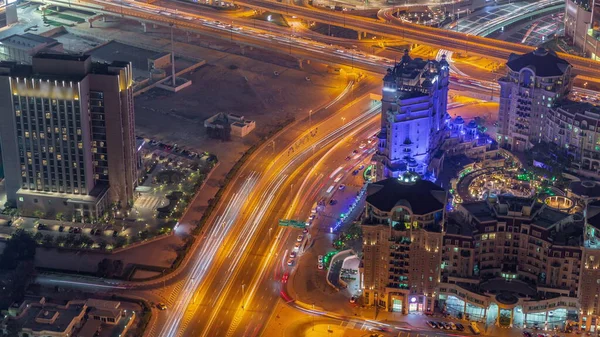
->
[0,33,64,64]
[1,298,133,337]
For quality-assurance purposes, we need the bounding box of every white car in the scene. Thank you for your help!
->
[289,251,297,258]
[293,242,301,251]
[359,143,366,149]
[318,255,323,263]
[287,258,294,266]
[296,234,304,242]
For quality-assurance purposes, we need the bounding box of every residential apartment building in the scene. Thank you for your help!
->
[373,50,450,179]
[545,101,600,177]
[361,178,446,313]
[564,0,600,60]
[497,47,573,151]
[0,54,137,220]
[361,181,600,331]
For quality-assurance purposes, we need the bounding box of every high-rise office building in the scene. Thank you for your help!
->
[373,50,450,180]
[0,54,137,221]
[497,47,573,151]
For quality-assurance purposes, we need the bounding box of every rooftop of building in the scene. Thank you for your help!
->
[366,178,445,214]
[445,217,474,237]
[569,180,600,198]
[555,99,600,117]
[0,33,58,49]
[534,206,571,229]
[506,47,571,77]
[0,54,130,79]
[13,301,86,333]
[552,221,583,246]
[384,49,447,86]
[463,196,575,233]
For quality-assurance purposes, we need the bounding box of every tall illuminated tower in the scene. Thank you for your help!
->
[374,50,449,180]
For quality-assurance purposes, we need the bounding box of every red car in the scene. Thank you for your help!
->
[281,272,289,283]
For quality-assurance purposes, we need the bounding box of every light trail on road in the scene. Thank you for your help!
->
[159,171,259,337]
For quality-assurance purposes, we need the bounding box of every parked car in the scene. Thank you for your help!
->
[59,225,65,232]
[455,323,464,331]
[427,321,438,329]
[157,303,167,310]
[37,223,47,230]
[287,258,294,266]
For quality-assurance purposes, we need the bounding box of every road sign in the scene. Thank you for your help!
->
[279,219,305,228]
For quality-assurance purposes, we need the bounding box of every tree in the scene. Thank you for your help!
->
[5,318,22,337]
[113,236,127,248]
[42,234,54,247]
[0,230,37,270]
[33,232,43,243]
[32,210,44,219]
[97,258,114,278]
[112,260,124,277]
[55,212,64,222]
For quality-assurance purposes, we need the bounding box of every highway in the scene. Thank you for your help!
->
[228,0,600,80]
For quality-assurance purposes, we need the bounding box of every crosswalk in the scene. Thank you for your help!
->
[135,194,166,210]
[339,320,371,331]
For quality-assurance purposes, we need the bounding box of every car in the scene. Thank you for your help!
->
[349,296,356,303]
[287,258,294,266]
[59,225,65,232]
[308,214,316,220]
[6,220,12,227]
[289,251,297,258]
[358,164,365,170]
[352,149,358,154]
[317,262,324,270]
[305,76,311,81]
[157,303,167,310]
[281,272,289,283]
[455,323,464,331]
[302,228,308,234]
[37,224,47,230]
[352,169,359,175]
[449,322,457,330]
[296,235,304,242]
[359,143,366,149]
[113,230,119,237]
[427,321,437,329]
[441,322,451,329]
[338,184,346,190]
[73,228,81,234]
[68,227,74,233]
[273,71,280,76]
[345,156,351,161]
[318,255,323,263]
[329,199,337,205]
[522,332,532,337]
[293,242,301,251]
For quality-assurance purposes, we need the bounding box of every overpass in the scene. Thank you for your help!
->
[232,0,600,80]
